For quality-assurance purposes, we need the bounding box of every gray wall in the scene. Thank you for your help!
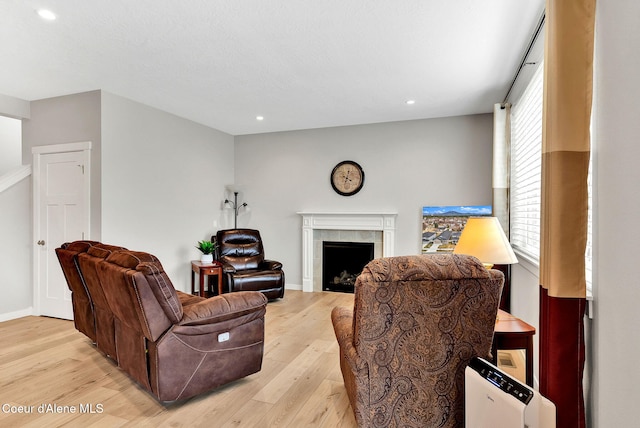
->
[0,177,31,318]
[101,92,235,292]
[0,115,21,174]
[235,114,494,287]
[10,90,235,308]
[510,257,541,387]
[4,91,102,320]
[591,1,640,425]
[22,90,102,239]
[0,95,28,321]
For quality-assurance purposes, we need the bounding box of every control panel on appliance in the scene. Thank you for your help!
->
[468,357,534,405]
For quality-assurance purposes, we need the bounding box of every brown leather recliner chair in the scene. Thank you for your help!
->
[331,254,504,427]
[214,229,285,300]
[56,241,268,403]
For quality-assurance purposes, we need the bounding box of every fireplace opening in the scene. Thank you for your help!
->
[322,241,374,293]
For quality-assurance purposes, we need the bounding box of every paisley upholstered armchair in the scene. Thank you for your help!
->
[331,254,504,427]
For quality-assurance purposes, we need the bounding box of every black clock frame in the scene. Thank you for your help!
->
[330,160,365,196]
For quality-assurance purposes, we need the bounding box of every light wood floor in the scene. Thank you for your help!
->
[0,290,357,427]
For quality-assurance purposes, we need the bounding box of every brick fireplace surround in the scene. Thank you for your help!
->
[297,212,397,292]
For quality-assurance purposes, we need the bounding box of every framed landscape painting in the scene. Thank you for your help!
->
[421,205,492,254]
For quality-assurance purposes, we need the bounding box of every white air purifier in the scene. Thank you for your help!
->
[465,357,556,428]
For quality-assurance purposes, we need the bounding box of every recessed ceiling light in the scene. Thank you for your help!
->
[37,9,57,20]
[406,100,416,105]
[256,116,264,121]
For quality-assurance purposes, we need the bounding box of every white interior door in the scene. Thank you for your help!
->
[33,142,91,320]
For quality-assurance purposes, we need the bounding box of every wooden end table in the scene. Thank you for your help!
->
[492,309,536,387]
[191,260,223,297]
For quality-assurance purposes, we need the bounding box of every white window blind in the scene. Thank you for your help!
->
[509,63,593,296]
[510,64,544,261]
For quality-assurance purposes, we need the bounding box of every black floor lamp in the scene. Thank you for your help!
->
[224,189,248,229]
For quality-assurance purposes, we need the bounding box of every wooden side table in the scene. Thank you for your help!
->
[492,309,536,387]
[191,260,223,297]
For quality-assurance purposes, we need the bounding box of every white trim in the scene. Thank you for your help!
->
[32,142,92,316]
[32,141,91,155]
[0,165,31,193]
[297,212,397,292]
[0,307,33,323]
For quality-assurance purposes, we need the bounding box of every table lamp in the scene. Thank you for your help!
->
[453,216,518,269]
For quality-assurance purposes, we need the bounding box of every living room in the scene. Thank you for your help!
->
[1,1,638,427]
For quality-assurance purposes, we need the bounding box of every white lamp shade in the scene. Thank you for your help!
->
[453,217,518,265]
[225,184,246,194]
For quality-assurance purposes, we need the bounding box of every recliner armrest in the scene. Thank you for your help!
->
[331,306,366,370]
[260,259,283,270]
[220,261,237,274]
[179,291,267,326]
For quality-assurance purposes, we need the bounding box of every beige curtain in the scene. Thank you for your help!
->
[539,1,595,427]
[540,0,595,299]
[492,103,510,235]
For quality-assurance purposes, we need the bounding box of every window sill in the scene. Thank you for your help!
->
[513,249,539,277]
[512,249,594,319]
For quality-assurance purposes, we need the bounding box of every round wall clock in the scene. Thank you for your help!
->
[330,160,365,196]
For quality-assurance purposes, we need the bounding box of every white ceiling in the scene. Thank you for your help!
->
[0,0,544,136]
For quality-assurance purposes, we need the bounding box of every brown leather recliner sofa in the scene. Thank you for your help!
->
[214,229,285,300]
[331,254,504,427]
[56,240,268,403]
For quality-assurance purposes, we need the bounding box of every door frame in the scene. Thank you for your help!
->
[32,141,92,316]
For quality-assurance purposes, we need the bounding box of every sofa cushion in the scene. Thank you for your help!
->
[179,291,267,327]
[177,290,205,307]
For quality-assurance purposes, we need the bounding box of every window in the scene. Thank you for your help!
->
[509,62,593,294]
[510,64,544,261]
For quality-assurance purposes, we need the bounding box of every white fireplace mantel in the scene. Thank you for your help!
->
[297,212,397,292]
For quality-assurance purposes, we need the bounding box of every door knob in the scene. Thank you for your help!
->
[37,240,45,246]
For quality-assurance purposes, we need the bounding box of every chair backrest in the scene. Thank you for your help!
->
[78,244,127,310]
[352,254,504,427]
[98,250,181,341]
[77,243,127,357]
[55,240,96,297]
[216,229,265,270]
[55,240,99,340]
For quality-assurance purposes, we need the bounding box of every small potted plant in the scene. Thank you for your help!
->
[196,240,216,264]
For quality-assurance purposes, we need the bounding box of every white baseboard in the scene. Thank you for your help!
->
[285,283,303,291]
[0,307,34,322]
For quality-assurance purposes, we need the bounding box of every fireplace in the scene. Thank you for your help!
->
[322,241,374,293]
[298,212,397,292]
